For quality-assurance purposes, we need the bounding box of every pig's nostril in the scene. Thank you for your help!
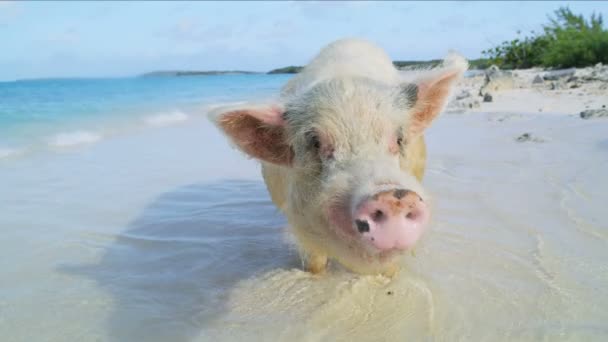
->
[406,210,420,221]
[372,210,384,221]
[355,219,370,233]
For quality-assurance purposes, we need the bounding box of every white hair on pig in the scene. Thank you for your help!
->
[210,38,468,276]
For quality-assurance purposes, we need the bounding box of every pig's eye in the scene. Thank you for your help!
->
[306,131,321,150]
[311,136,321,150]
[306,130,334,160]
[396,130,406,148]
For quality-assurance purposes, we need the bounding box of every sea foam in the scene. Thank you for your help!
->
[144,110,189,126]
[0,147,22,159]
[49,131,102,148]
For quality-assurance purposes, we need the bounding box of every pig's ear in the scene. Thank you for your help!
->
[407,53,468,139]
[209,104,293,166]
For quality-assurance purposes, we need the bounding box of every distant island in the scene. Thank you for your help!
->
[266,59,490,74]
[265,62,444,75]
[267,66,304,74]
[141,58,491,78]
[140,70,261,77]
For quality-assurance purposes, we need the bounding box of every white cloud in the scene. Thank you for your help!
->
[161,17,237,43]
[0,0,21,24]
[47,27,80,44]
[290,1,371,21]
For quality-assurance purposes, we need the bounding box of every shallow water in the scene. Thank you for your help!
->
[1,79,607,341]
[0,75,290,155]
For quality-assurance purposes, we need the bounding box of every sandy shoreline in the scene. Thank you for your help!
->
[1,66,607,341]
[447,64,608,116]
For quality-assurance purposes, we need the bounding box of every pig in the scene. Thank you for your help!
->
[210,38,467,276]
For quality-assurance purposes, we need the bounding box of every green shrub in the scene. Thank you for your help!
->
[483,7,608,69]
[541,8,608,67]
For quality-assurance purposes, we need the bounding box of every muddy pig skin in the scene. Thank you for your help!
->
[211,38,467,275]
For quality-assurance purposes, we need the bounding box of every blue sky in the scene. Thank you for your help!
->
[0,1,606,81]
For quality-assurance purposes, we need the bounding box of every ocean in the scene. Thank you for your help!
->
[0,75,291,158]
[1,74,607,341]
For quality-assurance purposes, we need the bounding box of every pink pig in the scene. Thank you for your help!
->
[211,39,467,276]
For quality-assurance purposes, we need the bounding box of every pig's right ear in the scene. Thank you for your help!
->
[208,104,293,166]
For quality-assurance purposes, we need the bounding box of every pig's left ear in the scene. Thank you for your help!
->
[209,104,293,166]
[406,53,468,139]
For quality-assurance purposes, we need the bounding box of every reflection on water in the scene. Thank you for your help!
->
[1,112,607,341]
[64,180,298,342]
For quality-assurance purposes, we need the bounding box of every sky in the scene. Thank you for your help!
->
[0,1,606,81]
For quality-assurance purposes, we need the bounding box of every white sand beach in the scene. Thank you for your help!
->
[449,64,608,116]
[1,66,607,340]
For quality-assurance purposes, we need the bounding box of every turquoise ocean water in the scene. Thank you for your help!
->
[0,74,291,158]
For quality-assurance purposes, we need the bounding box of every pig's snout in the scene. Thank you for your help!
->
[353,189,429,251]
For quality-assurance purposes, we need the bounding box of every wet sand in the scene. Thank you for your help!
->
[202,112,608,341]
[1,72,607,340]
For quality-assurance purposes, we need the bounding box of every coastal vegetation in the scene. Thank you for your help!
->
[482,7,608,69]
[267,66,304,74]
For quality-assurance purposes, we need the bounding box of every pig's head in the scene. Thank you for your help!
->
[212,54,467,273]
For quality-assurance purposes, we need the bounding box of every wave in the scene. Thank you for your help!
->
[0,147,22,159]
[49,131,102,148]
[203,101,247,111]
[144,110,189,126]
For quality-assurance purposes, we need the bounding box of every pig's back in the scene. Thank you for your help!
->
[281,38,401,98]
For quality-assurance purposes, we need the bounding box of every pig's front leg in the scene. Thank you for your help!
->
[306,253,328,274]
